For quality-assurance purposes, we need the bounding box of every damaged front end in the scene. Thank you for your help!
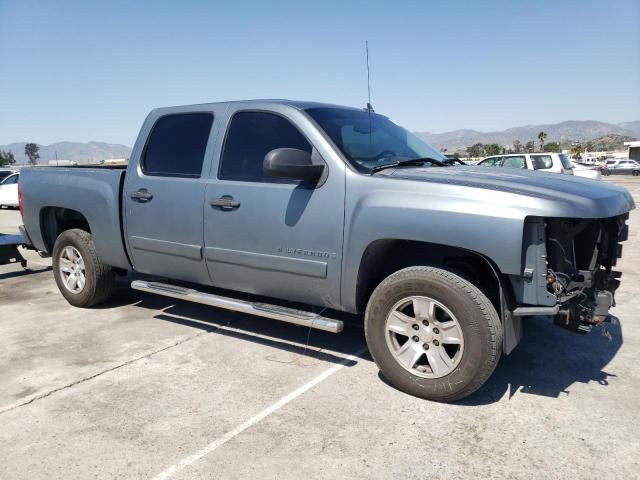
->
[511,214,629,337]
[546,215,627,334]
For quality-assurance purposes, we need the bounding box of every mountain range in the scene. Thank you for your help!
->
[415,120,640,152]
[0,141,132,164]
[2,120,638,163]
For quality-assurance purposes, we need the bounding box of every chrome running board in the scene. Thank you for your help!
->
[131,280,343,333]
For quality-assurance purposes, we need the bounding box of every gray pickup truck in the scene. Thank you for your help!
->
[19,100,634,401]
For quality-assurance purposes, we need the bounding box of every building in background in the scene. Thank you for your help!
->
[625,141,640,162]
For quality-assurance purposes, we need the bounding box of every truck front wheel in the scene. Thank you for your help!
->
[52,229,115,307]
[365,266,502,402]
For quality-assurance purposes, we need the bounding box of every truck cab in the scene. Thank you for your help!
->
[123,103,347,307]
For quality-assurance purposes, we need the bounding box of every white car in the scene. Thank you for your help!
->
[0,172,19,208]
[571,162,601,180]
[478,153,573,175]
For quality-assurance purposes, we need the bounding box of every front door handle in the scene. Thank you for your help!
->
[130,189,153,202]
[210,195,240,210]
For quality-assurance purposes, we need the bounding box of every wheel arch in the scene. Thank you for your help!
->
[40,206,91,254]
[354,239,513,316]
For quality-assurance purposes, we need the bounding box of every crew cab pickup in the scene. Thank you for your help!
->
[18,100,635,401]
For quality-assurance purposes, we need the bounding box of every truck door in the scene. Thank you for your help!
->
[203,108,346,308]
[124,110,217,284]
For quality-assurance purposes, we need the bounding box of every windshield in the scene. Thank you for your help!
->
[305,107,444,173]
[0,174,17,185]
[559,154,573,169]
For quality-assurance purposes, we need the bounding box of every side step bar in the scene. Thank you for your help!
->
[131,280,344,333]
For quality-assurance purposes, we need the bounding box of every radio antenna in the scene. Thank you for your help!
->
[365,41,374,112]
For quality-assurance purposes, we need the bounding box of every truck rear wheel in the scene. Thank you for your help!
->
[365,266,502,402]
[52,229,115,307]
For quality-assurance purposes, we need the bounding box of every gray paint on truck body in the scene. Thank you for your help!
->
[19,167,130,270]
[19,100,635,314]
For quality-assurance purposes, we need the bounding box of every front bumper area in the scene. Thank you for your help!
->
[507,213,629,345]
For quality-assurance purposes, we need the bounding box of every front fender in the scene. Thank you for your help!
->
[341,178,527,312]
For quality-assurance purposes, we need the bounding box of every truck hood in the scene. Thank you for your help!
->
[380,166,635,218]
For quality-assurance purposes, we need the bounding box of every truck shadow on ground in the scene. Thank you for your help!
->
[106,283,367,368]
[0,265,51,281]
[457,316,623,405]
[106,280,623,405]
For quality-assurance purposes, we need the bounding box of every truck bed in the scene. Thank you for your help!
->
[19,166,131,270]
[47,164,128,169]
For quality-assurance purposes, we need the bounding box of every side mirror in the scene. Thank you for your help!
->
[263,148,325,184]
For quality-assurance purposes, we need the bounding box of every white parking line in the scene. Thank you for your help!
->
[151,345,368,480]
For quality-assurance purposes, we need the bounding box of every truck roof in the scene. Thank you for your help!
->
[151,99,364,114]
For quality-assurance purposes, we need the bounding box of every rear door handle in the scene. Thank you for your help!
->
[130,189,153,202]
[210,195,240,210]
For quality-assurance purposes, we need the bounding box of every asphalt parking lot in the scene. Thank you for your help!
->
[1,177,639,479]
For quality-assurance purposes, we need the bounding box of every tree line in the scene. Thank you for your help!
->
[449,131,562,158]
[449,130,597,160]
[0,143,41,167]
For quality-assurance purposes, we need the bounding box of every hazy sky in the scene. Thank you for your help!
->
[1,0,639,146]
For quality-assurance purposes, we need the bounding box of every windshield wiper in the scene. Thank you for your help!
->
[370,157,446,174]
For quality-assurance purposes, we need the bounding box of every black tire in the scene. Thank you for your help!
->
[633,170,639,177]
[52,228,115,307]
[602,169,611,176]
[365,266,502,402]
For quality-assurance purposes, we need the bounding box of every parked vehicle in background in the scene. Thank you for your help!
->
[601,159,640,176]
[0,173,19,208]
[478,153,573,174]
[442,158,467,166]
[571,162,601,180]
[18,100,635,402]
[0,169,16,181]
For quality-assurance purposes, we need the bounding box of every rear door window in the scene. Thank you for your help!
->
[480,157,501,167]
[530,155,553,170]
[142,113,214,178]
[502,156,526,169]
[219,111,312,182]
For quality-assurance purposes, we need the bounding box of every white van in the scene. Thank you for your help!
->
[478,153,573,175]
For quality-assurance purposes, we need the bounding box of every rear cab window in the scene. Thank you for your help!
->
[142,113,214,178]
[530,155,553,170]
